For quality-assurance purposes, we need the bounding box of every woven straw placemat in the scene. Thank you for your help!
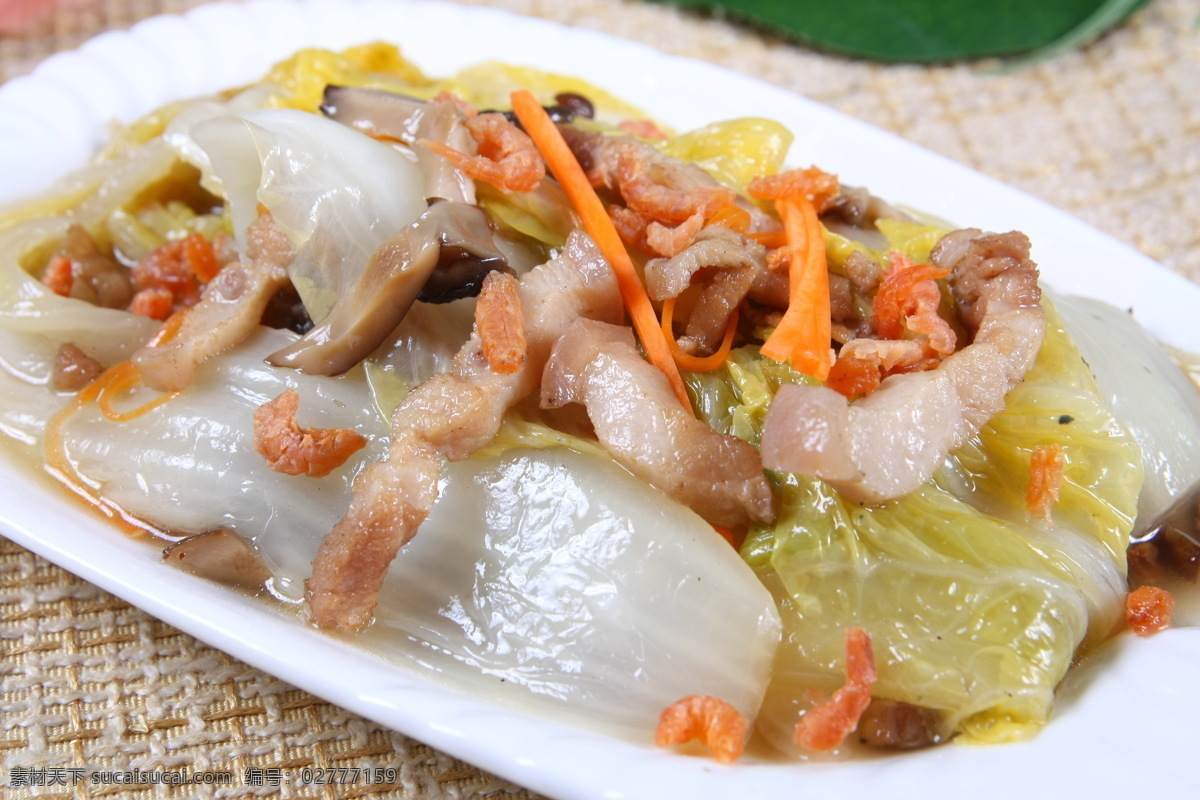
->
[1,0,1197,798]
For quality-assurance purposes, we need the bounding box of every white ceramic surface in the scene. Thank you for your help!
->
[1,2,1199,798]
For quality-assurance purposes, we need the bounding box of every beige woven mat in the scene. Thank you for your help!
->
[1,0,1197,798]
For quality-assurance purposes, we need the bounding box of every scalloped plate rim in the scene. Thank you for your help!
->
[1,2,1198,798]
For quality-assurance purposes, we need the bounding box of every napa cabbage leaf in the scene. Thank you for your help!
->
[192,109,426,322]
[693,302,1142,751]
[265,43,436,112]
[660,117,793,191]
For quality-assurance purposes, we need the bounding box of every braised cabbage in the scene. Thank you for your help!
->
[690,303,1142,751]
[53,327,781,735]
[191,109,426,321]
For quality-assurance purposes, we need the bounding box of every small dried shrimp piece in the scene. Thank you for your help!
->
[1026,443,1066,518]
[765,244,800,271]
[475,270,526,374]
[826,339,935,399]
[655,695,748,764]
[616,146,737,225]
[41,225,134,308]
[130,231,221,312]
[1126,585,1173,636]
[826,355,883,399]
[645,211,706,258]
[129,287,175,321]
[253,389,367,479]
[607,205,705,258]
[872,252,956,355]
[794,627,877,751]
[747,166,840,212]
[41,254,74,296]
[608,204,651,252]
[420,112,544,193]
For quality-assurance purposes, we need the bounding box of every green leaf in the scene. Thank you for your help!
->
[653,0,1151,62]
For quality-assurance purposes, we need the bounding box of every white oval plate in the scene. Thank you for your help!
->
[2,2,1199,798]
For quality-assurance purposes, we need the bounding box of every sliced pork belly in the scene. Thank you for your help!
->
[306,231,622,630]
[541,318,776,529]
[646,226,768,354]
[761,230,1044,504]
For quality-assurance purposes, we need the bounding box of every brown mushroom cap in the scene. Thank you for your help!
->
[266,201,510,376]
[322,85,476,206]
[163,528,273,591]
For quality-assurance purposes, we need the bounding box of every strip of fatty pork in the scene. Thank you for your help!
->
[560,127,777,232]
[306,231,622,630]
[760,230,1043,504]
[134,213,293,392]
[541,318,777,530]
[645,226,768,355]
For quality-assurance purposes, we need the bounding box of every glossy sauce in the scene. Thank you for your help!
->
[1128,482,1200,626]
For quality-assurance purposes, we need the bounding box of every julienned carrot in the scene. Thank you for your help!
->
[660,298,738,373]
[81,308,190,424]
[758,196,832,380]
[748,229,788,250]
[150,307,189,346]
[96,361,182,423]
[41,312,191,539]
[510,89,692,411]
[706,204,751,234]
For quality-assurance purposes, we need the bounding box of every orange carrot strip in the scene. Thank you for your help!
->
[183,231,220,282]
[42,366,164,537]
[511,89,691,409]
[73,309,189,425]
[1026,443,1066,518]
[706,204,751,234]
[96,361,182,423]
[748,229,788,249]
[660,297,738,373]
[39,305,199,536]
[759,196,831,380]
[149,308,189,346]
[1126,585,1174,636]
[94,311,190,421]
